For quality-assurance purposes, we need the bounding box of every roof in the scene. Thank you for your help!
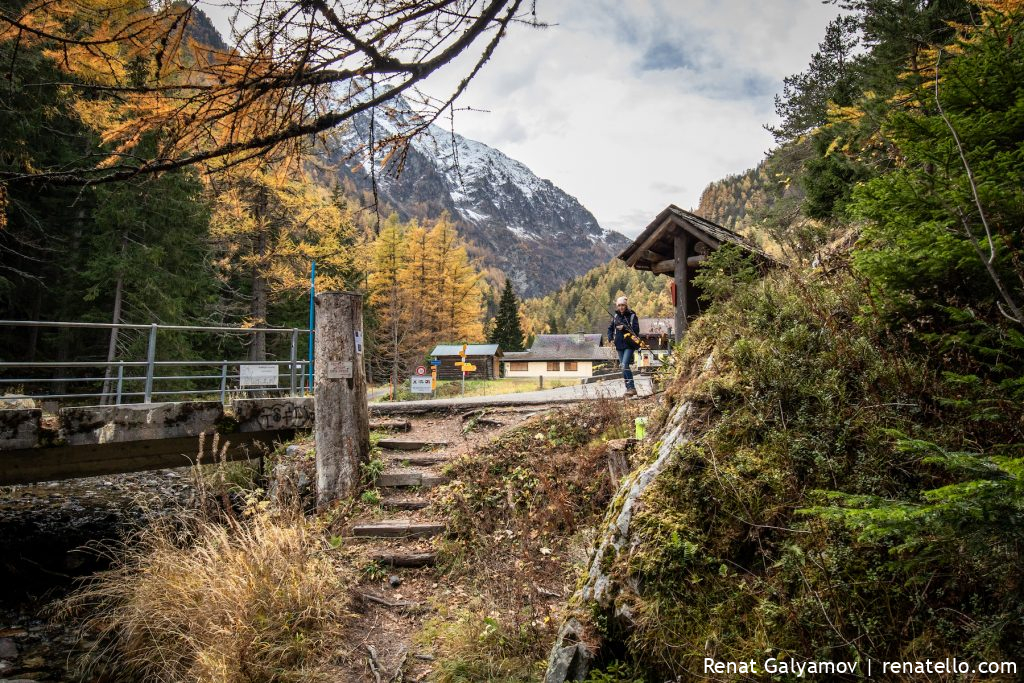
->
[638,318,674,335]
[618,205,774,273]
[430,344,501,357]
[503,334,615,362]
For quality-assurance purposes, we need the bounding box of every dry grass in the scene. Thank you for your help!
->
[62,510,351,683]
[59,435,353,683]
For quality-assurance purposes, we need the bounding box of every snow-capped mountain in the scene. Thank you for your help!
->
[329,97,629,298]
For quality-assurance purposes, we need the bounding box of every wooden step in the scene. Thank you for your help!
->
[378,471,447,488]
[378,439,447,451]
[370,418,412,432]
[353,520,445,539]
[386,453,449,466]
[381,498,430,511]
[421,474,446,487]
[371,551,436,568]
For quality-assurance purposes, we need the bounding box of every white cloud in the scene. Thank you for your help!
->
[419,0,843,238]
[199,0,841,238]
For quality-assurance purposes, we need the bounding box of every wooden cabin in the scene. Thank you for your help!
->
[619,205,773,337]
[429,344,502,380]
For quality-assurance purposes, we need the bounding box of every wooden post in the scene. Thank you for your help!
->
[674,231,689,341]
[314,291,369,506]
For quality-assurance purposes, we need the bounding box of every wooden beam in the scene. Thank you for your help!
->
[624,217,675,267]
[676,218,722,248]
[674,232,689,341]
[652,254,707,274]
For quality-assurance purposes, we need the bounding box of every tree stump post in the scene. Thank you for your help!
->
[314,291,369,506]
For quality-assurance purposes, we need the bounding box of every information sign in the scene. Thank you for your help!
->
[239,364,278,387]
[410,376,433,393]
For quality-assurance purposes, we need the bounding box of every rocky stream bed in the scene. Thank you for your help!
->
[0,469,197,682]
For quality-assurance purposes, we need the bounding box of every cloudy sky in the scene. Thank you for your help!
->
[202,1,840,238]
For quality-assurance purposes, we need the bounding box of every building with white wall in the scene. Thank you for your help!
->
[502,334,616,379]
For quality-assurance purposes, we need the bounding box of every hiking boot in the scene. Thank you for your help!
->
[624,388,638,397]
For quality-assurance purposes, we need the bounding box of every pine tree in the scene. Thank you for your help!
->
[488,281,525,351]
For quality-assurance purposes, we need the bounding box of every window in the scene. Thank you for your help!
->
[509,362,528,372]
[547,361,560,372]
[564,361,578,371]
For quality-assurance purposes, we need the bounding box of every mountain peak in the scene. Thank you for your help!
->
[329,102,627,297]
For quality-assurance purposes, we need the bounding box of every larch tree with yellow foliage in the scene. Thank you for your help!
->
[209,163,360,360]
[0,1,535,185]
[368,215,410,389]
[427,216,484,343]
[367,213,484,387]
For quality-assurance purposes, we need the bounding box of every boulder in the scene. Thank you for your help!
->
[544,618,594,683]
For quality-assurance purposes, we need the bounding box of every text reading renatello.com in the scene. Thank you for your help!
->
[700,658,1018,677]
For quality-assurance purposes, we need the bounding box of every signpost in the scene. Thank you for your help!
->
[239,364,278,388]
[456,344,469,396]
[427,358,441,396]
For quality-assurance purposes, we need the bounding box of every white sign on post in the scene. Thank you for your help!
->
[327,361,353,379]
[240,364,279,387]
[410,376,433,393]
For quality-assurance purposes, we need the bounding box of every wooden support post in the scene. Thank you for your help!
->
[674,232,689,341]
[314,291,369,506]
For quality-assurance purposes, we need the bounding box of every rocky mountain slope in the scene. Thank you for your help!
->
[330,98,629,298]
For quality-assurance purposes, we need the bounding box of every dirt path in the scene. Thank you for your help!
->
[333,404,572,681]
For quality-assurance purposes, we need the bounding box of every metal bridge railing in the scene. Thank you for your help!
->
[0,320,314,406]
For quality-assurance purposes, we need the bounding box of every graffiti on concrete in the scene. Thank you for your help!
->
[254,402,314,431]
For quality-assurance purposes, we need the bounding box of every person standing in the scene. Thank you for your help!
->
[608,296,640,397]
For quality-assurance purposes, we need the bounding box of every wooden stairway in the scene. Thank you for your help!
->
[352,426,455,567]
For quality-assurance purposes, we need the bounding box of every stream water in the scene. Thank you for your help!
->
[0,469,195,682]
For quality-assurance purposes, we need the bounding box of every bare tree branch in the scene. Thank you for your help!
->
[934,48,1022,324]
[0,0,536,186]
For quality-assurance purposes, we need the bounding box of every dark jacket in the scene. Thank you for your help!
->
[608,309,640,351]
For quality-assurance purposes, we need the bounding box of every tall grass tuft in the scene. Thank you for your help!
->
[61,433,351,682]
[62,509,351,682]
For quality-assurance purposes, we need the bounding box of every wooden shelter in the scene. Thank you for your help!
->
[429,344,502,380]
[619,205,773,338]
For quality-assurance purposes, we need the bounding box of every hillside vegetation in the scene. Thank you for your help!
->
[565,0,1024,679]
[521,260,673,337]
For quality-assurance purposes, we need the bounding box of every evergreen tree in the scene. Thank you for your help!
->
[488,281,525,351]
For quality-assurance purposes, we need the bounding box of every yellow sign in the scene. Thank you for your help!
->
[454,361,464,367]
[461,363,477,372]
[431,365,437,389]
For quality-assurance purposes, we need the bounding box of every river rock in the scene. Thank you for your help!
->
[0,640,15,660]
[0,395,36,410]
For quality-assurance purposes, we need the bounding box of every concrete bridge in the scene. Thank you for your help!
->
[0,378,654,486]
[0,398,316,485]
